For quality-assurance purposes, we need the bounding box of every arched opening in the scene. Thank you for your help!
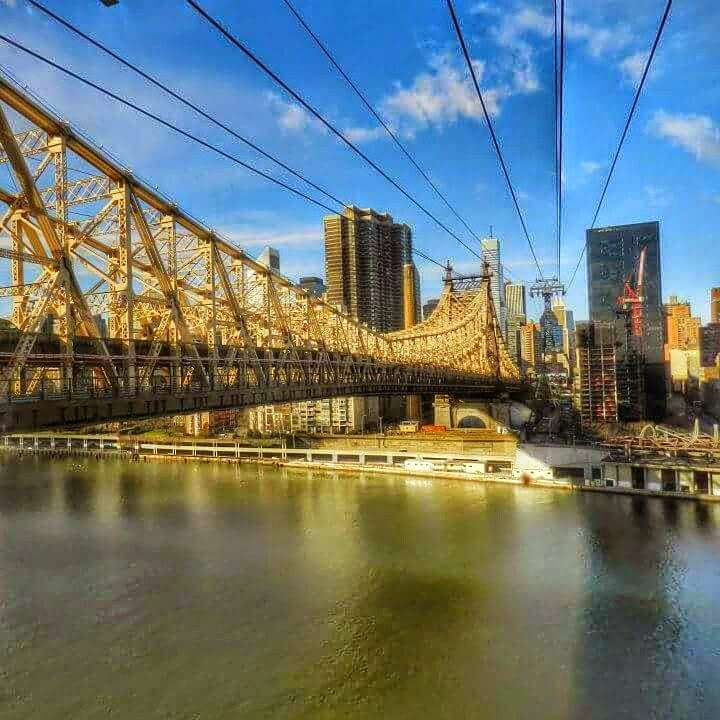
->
[457,415,486,429]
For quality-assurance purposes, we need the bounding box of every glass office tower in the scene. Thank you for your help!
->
[586,221,666,419]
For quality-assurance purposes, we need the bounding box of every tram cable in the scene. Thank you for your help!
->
[185,0,483,261]
[567,0,673,290]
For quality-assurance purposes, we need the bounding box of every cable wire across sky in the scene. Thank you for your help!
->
[445,0,545,281]
[567,0,673,290]
[26,0,347,211]
[185,0,483,262]
[0,34,447,270]
[281,0,485,253]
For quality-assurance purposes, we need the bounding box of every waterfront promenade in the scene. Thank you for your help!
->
[4,433,720,502]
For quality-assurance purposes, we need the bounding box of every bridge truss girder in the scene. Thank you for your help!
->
[0,75,522,430]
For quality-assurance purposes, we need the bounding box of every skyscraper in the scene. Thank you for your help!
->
[505,282,526,320]
[298,276,326,298]
[423,298,440,320]
[711,287,720,324]
[505,282,526,365]
[519,321,540,375]
[258,246,280,273]
[552,297,576,363]
[481,236,506,337]
[586,221,665,418]
[324,206,414,332]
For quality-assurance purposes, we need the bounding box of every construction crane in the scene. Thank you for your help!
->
[616,244,647,337]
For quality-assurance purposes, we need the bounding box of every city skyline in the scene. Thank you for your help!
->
[0,1,717,323]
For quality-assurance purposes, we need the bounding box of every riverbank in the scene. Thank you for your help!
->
[5,432,720,502]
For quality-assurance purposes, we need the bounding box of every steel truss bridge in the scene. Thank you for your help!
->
[0,77,524,431]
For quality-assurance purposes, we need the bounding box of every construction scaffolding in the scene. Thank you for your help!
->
[576,322,619,425]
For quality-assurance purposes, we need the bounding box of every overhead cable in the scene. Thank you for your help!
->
[567,0,673,289]
[27,0,346,209]
[186,0,482,260]
[0,37,446,269]
[445,0,545,280]
[281,0,485,252]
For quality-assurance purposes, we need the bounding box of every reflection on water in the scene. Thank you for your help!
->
[1,456,719,719]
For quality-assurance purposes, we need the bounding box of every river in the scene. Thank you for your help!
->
[1,455,719,719]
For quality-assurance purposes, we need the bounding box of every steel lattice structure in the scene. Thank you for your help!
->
[0,76,523,431]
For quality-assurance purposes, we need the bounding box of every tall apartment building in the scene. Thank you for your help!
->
[586,221,665,418]
[258,246,280,272]
[664,297,700,356]
[519,322,541,375]
[298,276,326,298]
[551,298,576,367]
[711,288,720,324]
[700,324,720,368]
[575,322,619,425]
[504,282,526,366]
[505,282,526,319]
[324,206,416,332]
[481,237,506,337]
[249,397,380,434]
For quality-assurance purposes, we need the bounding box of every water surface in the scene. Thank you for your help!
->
[1,456,719,719]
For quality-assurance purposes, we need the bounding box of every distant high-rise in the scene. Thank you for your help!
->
[423,298,440,320]
[505,282,526,320]
[711,287,720,324]
[481,237,506,336]
[586,221,665,418]
[324,206,414,332]
[519,322,540,375]
[298,276,326,298]
[552,297,576,362]
[664,298,700,360]
[258,246,280,272]
[504,282,526,366]
[575,322,619,425]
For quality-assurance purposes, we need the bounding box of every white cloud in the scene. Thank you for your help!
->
[342,125,385,143]
[644,184,670,208]
[490,4,633,61]
[381,53,504,136]
[220,224,323,250]
[264,92,322,135]
[580,160,602,175]
[649,111,720,164]
[618,49,663,87]
[566,18,633,58]
[619,51,649,85]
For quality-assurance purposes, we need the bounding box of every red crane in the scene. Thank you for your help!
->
[617,245,647,337]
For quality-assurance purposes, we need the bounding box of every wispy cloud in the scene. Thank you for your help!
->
[580,160,603,176]
[618,50,649,85]
[644,184,671,208]
[342,125,385,143]
[264,91,323,135]
[649,110,720,165]
[476,2,633,61]
[220,224,323,251]
[381,53,504,137]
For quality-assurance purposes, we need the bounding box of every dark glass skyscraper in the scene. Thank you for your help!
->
[586,221,666,419]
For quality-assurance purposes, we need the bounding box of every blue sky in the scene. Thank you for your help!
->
[0,0,718,322]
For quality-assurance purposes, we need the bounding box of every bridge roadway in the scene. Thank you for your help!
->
[0,335,528,432]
